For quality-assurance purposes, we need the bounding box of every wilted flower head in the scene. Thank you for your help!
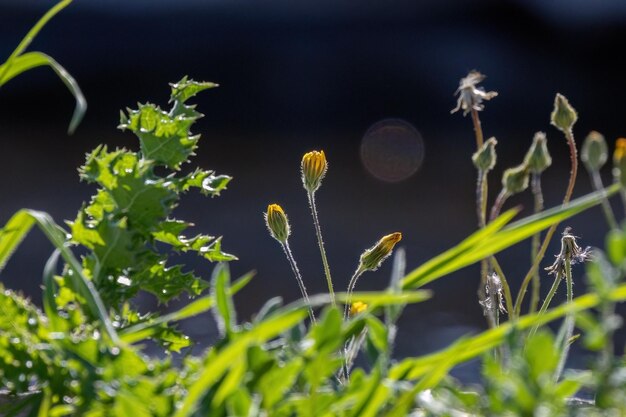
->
[479,273,506,316]
[350,301,368,316]
[545,227,592,276]
[301,150,328,193]
[451,71,498,116]
[359,232,402,271]
[265,204,290,243]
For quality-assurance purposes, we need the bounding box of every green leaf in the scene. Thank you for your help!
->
[174,307,308,417]
[0,209,118,343]
[211,263,236,336]
[0,0,85,133]
[170,76,218,103]
[120,100,200,169]
[389,283,626,382]
[120,271,253,343]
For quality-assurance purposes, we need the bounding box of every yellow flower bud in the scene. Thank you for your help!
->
[613,139,626,188]
[350,301,368,316]
[301,150,328,192]
[359,232,402,271]
[265,204,290,243]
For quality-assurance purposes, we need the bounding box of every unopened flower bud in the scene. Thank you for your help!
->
[265,204,290,243]
[550,93,578,133]
[359,232,402,271]
[350,301,368,316]
[613,139,626,188]
[524,132,552,174]
[502,163,530,195]
[472,137,497,172]
[581,131,608,172]
[301,150,328,193]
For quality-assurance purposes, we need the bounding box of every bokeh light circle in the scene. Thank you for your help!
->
[360,118,424,182]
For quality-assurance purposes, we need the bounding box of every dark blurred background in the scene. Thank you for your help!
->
[2,0,626,378]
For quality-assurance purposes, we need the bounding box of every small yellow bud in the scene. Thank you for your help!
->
[301,150,328,192]
[350,301,368,316]
[265,204,290,243]
[359,232,402,271]
[613,139,626,188]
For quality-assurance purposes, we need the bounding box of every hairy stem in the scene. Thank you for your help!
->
[515,130,578,316]
[529,173,544,314]
[589,170,619,230]
[529,271,563,338]
[343,266,366,320]
[490,189,510,222]
[307,191,335,306]
[470,108,484,148]
[554,257,574,381]
[282,242,316,323]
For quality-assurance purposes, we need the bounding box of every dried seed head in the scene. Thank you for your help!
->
[451,71,498,116]
[550,93,578,133]
[479,273,506,316]
[524,132,552,174]
[350,301,368,316]
[472,137,498,172]
[613,138,626,188]
[545,227,592,276]
[301,150,328,193]
[265,204,290,243]
[359,232,402,271]
[581,131,608,172]
[502,163,530,195]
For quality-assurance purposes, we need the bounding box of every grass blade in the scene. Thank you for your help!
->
[0,209,118,343]
[402,185,619,289]
[389,283,626,382]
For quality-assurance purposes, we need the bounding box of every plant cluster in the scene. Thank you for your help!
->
[3,2,626,416]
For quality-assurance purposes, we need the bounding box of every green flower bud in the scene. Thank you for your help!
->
[550,93,578,133]
[472,137,498,172]
[524,132,552,174]
[359,232,402,271]
[502,163,530,195]
[613,139,626,188]
[265,204,290,243]
[581,131,608,172]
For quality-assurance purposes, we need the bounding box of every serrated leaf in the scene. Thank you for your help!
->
[120,103,199,170]
[169,76,218,103]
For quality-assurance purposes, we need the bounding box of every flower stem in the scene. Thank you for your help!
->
[343,266,365,320]
[282,241,316,323]
[554,256,574,381]
[589,170,619,230]
[470,108,484,148]
[515,130,578,316]
[307,191,335,306]
[529,173,544,314]
[489,189,510,222]
[529,271,563,338]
